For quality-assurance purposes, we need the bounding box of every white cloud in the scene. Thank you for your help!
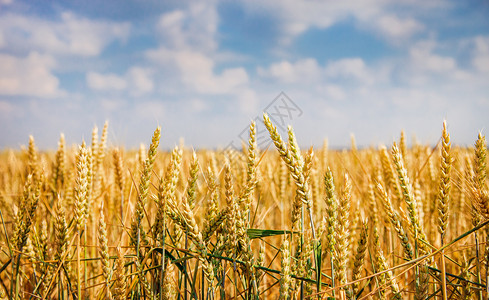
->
[472,36,489,73]
[239,0,433,45]
[254,1,365,44]
[0,52,63,97]
[409,40,456,73]
[100,98,122,112]
[189,98,208,112]
[236,89,259,114]
[0,100,14,115]
[127,67,154,95]
[157,10,186,48]
[86,67,154,95]
[373,15,424,42]
[156,2,217,52]
[320,84,346,101]
[257,57,375,90]
[257,59,321,83]
[0,12,130,56]
[87,72,127,91]
[134,100,165,120]
[325,58,372,83]
[399,39,472,86]
[146,1,251,96]
[146,48,248,94]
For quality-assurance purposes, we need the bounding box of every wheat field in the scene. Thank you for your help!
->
[0,114,488,299]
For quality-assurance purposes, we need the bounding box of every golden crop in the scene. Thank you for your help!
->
[0,117,487,299]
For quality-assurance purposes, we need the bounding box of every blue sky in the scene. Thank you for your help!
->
[0,0,488,150]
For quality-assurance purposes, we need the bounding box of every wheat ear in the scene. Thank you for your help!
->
[112,148,125,221]
[130,126,161,247]
[263,113,312,210]
[372,226,402,299]
[471,132,486,300]
[186,151,199,210]
[27,135,39,178]
[323,167,338,295]
[335,173,351,298]
[154,146,182,240]
[161,259,177,299]
[437,120,451,300]
[53,195,69,296]
[112,247,126,300]
[52,133,66,194]
[376,182,413,260]
[74,143,89,300]
[392,142,429,254]
[98,202,111,298]
[474,132,487,189]
[379,145,402,204]
[438,120,452,239]
[349,220,368,299]
[279,239,291,300]
[240,121,257,214]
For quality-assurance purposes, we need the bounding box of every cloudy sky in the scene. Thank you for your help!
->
[0,0,488,150]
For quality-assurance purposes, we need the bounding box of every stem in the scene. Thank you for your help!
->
[136,227,140,297]
[184,230,188,300]
[315,240,322,300]
[77,231,81,300]
[14,252,21,300]
[475,231,483,300]
[414,221,419,299]
[330,253,335,298]
[440,237,447,300]
[486,242,489,300]
[233,254,238,300]
[84,224,88,299]
[201,265,205,300]
[301,204,305,297]
[159,225,165,300]
[221,261,226,299]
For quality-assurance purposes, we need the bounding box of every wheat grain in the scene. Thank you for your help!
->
[349,220,368,299]
[376,182,414,260]
[279,239,291,300]
[392,142,429,255]
[52,133,66,194]
[474,132,487,189]
[112,247,126,300]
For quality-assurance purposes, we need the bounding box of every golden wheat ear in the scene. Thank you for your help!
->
[474,132,487,189]
[349,220,368,299]
[279,238,291,300]
[52,133,66,194]
[437,120,452,240]
[97,202,112,298]
[112,246,127,300]
[471,187,489,220]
